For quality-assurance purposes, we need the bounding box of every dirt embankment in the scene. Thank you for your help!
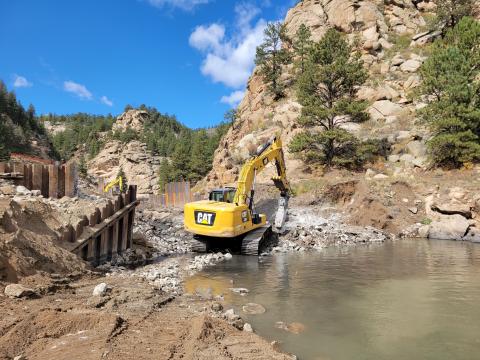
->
[0,271,294,360]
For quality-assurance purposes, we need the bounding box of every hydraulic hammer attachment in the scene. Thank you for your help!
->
[274,194,289,232]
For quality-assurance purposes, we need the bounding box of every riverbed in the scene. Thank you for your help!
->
[186,239,480,360]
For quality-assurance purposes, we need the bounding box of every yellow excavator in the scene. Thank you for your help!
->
[184,136,291,255]
[103,176,123,194]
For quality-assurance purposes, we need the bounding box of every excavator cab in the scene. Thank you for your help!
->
[208,187,236,203]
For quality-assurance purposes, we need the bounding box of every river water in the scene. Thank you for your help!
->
[186,239,480,360]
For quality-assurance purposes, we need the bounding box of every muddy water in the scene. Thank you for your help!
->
[187,239,480,360]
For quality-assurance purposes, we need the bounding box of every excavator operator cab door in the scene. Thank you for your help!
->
[208,188,236,203]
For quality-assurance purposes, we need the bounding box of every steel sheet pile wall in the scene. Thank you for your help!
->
[140,181,202,209]
[0,161,76,198]
[66,185,139,266]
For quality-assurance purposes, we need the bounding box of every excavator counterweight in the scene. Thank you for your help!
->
[184,136,291,255]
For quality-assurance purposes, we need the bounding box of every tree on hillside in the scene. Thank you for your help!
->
[158,158,174,193]
[293,24,313,74]
[418,17,480,167]
[224,109,238,129]
[289,29,370,168]
[189,129,210,182]
[433,0,476,34]
[255,22,292,100]
[78,156,88,178]
[171,132,192,181]
[116,167,128,193]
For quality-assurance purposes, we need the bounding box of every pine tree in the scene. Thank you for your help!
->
[224,109,238,129]
[289,29,369,168]
[255,22,292,100]
[78,156,88,178]
[116,167,128,193]
[189,129,210,182]
[293,24,313,74]
[433,0,475,34]
[418,17,480,167]
[171,132,191,181]
[158,158,173,193]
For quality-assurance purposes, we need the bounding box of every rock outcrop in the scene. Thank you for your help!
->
[86,109,162,195]
[202,0,440,189]
[112,110,148,133]
[88,140,161,195]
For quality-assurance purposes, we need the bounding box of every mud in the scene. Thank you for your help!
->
[0,271,294,360]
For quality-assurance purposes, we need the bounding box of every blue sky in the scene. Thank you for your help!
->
[0,0,296,128]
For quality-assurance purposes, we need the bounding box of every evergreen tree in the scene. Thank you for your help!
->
[224,108,238,129]
[289,29,369,168]
[433,0,475,34]
[171,132,192,181]
[116,167,128,193]
[293,24,313,74]
[189,129,210,182]
[78,156,88,178]
[158,158,173,193]
[255,22,292,100]
[418,17,480,167]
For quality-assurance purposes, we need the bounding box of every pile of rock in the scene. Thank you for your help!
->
[407,189,480,243]
[275,209,388,253]
[133,209,191,255]
[187,253,232,273]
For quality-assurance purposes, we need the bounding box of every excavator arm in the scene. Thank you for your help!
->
[103,176,123,193]
[233,136,291,230]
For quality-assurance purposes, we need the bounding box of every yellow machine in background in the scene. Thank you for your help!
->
[184,136,291,255]
[103,176,123,194]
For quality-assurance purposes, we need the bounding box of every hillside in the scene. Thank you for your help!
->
[0,82,52,161]
[203,0,480,187]
[199,0,480,237]
[46,107,229,195]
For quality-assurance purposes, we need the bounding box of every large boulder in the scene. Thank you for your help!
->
[369,100,404,119]
[112,110,148,133]
[400,59,422,72]
[428,215,471,241]
[4,284,35,298]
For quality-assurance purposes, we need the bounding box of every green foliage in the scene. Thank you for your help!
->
[116,167,128,193]
[290,29,371,168]
[0,81,46,158]
[171,131,192,181]
[112,128,139,143]
[189,129,210,182]
[78,156,88,178]
[255,22,292,100]
[418,17,480,167]
[293,24,313,74]
[47,113,115,160]
[158,158,174,192]
[224,109,238,128]
[421,218,432,225]
[432,0,476,33]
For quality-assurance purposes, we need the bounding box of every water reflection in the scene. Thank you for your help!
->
[194,239,480,360]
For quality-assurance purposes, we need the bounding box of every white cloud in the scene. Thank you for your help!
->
[13,75,33,88]
[221,90,245,107]
[63,81,93,100]
[146,0,210,11]
[189,10,266,89]
[100,95,114,107]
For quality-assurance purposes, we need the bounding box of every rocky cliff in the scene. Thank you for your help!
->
[202,0,476,188]
[87,110,162,195]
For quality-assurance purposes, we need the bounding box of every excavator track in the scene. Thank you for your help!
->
[240,225,277,256]
[190,236,209,253]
